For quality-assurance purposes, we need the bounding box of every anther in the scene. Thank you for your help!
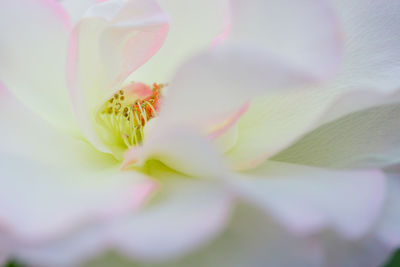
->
[97,82,164,148]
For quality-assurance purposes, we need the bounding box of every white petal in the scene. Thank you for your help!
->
[111,178,233,262]
[59,0,97,23]
[274,101,400,169]
[0,86,156,242]
[159,45,315,133]
[328,0,400,93]
[130,0,229,84]
[229,0,343,81]
[227,161,385,239]
[0,153,155,242]
[84,203,323,267]
[68,0,169,151]
[6,223,110,267]
[226,85,358,170]
[0,0,78,133]
[123,123,227,178]
[6,169,228,267]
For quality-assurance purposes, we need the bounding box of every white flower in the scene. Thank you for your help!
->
[0,0,400,267]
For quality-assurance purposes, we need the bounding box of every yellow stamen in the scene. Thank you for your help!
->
[96,82,163,148]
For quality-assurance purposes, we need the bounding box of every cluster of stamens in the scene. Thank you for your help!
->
[97,82,163,147]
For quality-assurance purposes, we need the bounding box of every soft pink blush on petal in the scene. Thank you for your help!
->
[121,125,227,178]
[228,162,386,239]
[121,82,153,99]
[0,0,78,132]
[66,0,169,152]
[208,102,250,140]
[0,85,159,243]
[38,0,71,28]
[210,0,231,47]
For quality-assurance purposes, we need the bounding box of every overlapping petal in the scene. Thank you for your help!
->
[274,101,400,169]
[0,86,156,244]
[0,0,78,133]
[225,87,347,170]
[130,0,229,84]
[5,222,110,267]
[123,123,227,177]
[327,0,400,94]
[226,161,385,239]
[68,0,169,151]
[59,0,97,24]
[156,0,344,165]
[112,177,232,262]
[229,0,343,81]
[84,204,323,267]
[204,0,400,170]
[159,46,316,135]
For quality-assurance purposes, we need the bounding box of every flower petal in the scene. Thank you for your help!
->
[123,122,227,178]
[227,161,385,239]
[5,223,110,267]
[0,158,155,241]
[59,0,97,23]
[130,0,229,84]
[156,0,343,157]
[84,203,323,267]
[328,0,400,93]
[274,101,400,169]
[68,0,169,151]
[111,178,232,262]
[159,45,315,133]
[0,86,156,243]
[226,86,350,170]
[0,0,78,133]
[228,0,343,81]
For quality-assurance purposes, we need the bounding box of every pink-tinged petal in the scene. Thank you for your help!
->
[226,85,400,171]
[208,103,249,140]
[130,0,230,83]
[1,186,156,267]
[59,0,97,23]
[327,0,400,94]
[225,86,348,170]
[4,178,228,267]
[68,0,169,152]
[375,174,400,249]
[159,45,315,134]
[4,222,110,267]
[84,203,323,267]
[0,0,79,134]
[224,0,400,169]
[274,98,400,169]
[227,161,385,239]
[0,86,156,244]
[0,155,156,242]
[156,0,344,158]
[123,122,227,178]
[228,0,343,81]
[111,178,233,262]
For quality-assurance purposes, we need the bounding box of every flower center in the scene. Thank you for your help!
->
[97,82,163,148]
